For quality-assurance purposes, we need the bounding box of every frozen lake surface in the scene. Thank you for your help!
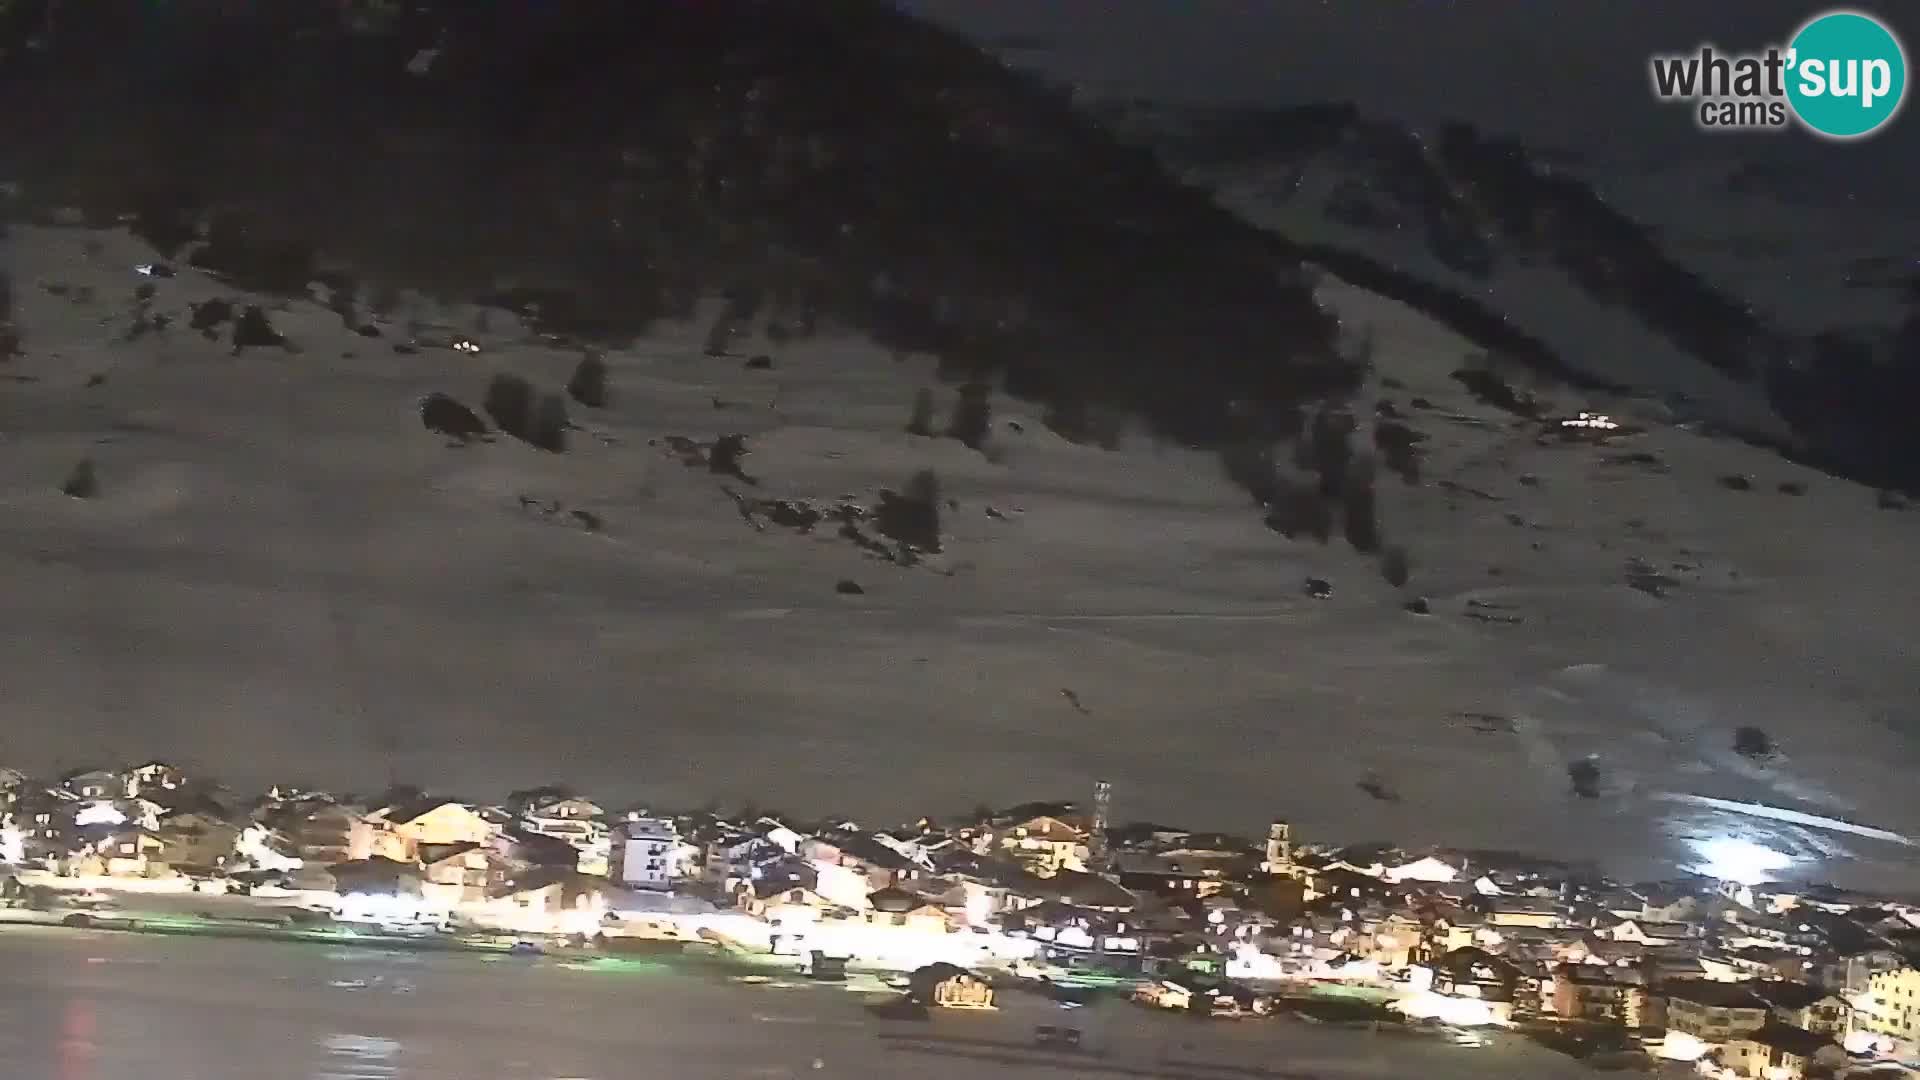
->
[0,929,1609,1079]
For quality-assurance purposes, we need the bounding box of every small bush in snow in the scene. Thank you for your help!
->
[1381,545,1411,588]
[1356,772,1400,802]
[947,382,992,450]
[566,352,609,408]
[1306,408,1355,498]
[484,373,536,441]
[528,393,569,453]
[1567,758,1602,799]
[1343,455,1382,554]
[906,388,936,437]
[702,291,758,357]
[709,434,749,480]
[419,393,489,441]
[1733,725,1775,761]
[874,469,942,553]
[61,458,99,499]
[1374,420,1422,484]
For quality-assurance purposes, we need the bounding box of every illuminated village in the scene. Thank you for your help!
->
[4,763,1920,1077]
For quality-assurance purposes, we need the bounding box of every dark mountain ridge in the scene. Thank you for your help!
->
[0,0,1349,453]
[1098,98,1920,493]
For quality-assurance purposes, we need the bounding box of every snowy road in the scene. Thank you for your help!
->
[0,929,1607,1080]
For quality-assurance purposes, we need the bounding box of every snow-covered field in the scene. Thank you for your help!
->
[3,223,1917,891]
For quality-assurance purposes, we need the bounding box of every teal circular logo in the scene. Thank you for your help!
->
[1786,10,1908,139]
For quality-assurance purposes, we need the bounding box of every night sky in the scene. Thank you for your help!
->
[906,0,1916,205]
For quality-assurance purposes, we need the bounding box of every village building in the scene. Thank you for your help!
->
[153,812,243,875]
[613,817,679,891]
[517,795,606,848]
[1479,894,1565,929]
[1550,966,1651,1027]
[1714,1025,1844,1080]
[328,856,425,899]
[1114,849,1239,898]
[802,831,928,892]
[60,769,123,801]
[376,801,497,858]
[907,963,994,1009]
[418,843,502,906]
[1606,918,1697,946]
[281,801,373,869]
[1662,981,1770,1052]
[90,826,167,878]
[1743,982,1852,1040]
[863,886,951,934]
[478,868,625,934]
[126,761,188,798]
[1856,966,1920,1049]
[989,814,1089,876]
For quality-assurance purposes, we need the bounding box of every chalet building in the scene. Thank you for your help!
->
[91,827,166,877]
[328,856,425,898]
[908,963,994,1008]
[283,801,371,867]
[60,769,123,801]
[518,796,606,847]
[1551,966,1651,1027]
[1747,981,1852,1037]
[1607,919,1696,946]
[153,812,242,874]
[1114,850,1238,898]
[1718,1026,1843,1080]
[989,815,1089,876]
[486,868,623,924]
[1663,981,1769,1044]
[863,886,951,933]
[419,843,504,905]
[375,801,496,857]
[1479,895,1564,929]
[126,762,188,798]
[802,831,927,892]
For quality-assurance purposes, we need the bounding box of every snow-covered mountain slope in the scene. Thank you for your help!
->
[0,0,1347,457]
[1096,100,1920,493]
[5,223,1918,890]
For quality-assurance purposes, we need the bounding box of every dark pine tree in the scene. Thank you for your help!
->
[483,373,535,441]
[566,352,609,408]
[906,388,936,437]
[947,383,992,450]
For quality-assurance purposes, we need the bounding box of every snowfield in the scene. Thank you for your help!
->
[3,223,1917,891]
